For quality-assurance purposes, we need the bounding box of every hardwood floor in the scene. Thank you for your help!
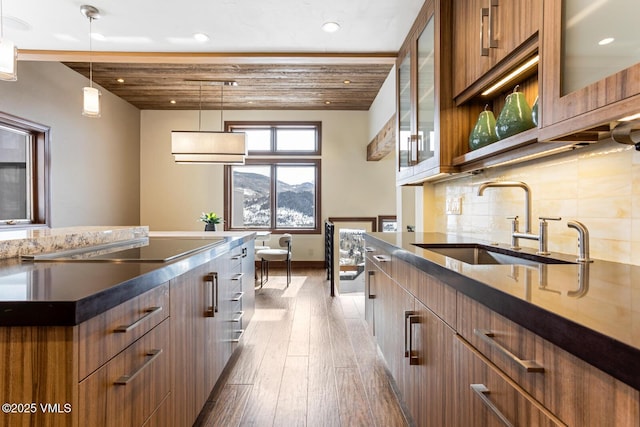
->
[194,268,409,427]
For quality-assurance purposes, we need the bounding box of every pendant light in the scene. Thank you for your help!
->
[81,5,101,118]
[0,0,17,81]
[171,80,246,164]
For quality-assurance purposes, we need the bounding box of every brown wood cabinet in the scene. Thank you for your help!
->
[170,240,255,427]
[364,236,640,426]
[452,0,541,101]
[539,0,640,141]
[367,246,455,427]
[453,335,562,426]
[78,319,171,427]
[396,0,472,185]
[458,292,640,426]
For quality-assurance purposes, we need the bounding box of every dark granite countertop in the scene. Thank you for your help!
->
[365,232,640,391]
[0,233,254,326]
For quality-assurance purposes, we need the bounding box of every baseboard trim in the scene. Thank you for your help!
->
[254,260,325,269]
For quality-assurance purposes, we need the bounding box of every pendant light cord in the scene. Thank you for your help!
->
[220,84,224,131]
[88,15,93,88]
[198,82,203,131]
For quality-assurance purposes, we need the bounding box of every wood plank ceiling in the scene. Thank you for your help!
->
[63,61,394,110]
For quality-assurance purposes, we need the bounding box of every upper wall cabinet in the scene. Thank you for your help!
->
[539,0,640,141]
[452,0,541,103]
[397,0,473,185]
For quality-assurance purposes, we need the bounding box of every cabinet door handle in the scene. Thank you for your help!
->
[410,134,419,165]
[373,254,390,263]
[114,306,162,333]
[480,7,490,56]
[488,0,498,48]
[232,273,244,281]
[404,311,419,365]
[470,384,514,427]
[231,311,245,323]
[231,254,243,261]
[242,247,248,258]
[114,349,163,386]
[474,329,544,373]
[367,270,376,299]
[231,329,245,343]
[205,272,218,317]
[231,291,244,302]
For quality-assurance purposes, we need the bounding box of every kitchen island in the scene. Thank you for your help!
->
[0,230,256,427]
[365,231,639,426]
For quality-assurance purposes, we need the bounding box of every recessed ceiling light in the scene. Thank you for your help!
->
[170,100,176,104]
[116,78,125,83]
[343,80,351,84]
[322,21,340,33]
[193,33,210,42]
[598,37,615,46]
[325,101,331,105]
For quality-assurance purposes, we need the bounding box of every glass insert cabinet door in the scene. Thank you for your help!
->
[416,16,436,165]
[396,13,436,173]
[541,0,640,127]
[398,52,412,172]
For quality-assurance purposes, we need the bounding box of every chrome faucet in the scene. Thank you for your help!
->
[567,220,593,263]
[477,181,560,252]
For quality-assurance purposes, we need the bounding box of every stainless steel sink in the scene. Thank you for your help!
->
[412,243,575,266]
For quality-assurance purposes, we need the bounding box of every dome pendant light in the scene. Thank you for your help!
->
[81,5,101,118]
[0,0,18,81]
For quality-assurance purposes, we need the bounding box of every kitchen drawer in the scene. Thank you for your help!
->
[78,282,169,380]
[78,318,171,427]
[395,258,457,328]
[364,243,393,276]
[142,392,172,427]
[453,335,563,427]
[457,293,640,426]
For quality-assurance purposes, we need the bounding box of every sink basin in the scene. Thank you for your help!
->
[412,243,575,266]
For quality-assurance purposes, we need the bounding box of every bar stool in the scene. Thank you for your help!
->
[256,234,292,287]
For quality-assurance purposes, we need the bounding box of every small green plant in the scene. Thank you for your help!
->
[199,212,222,224]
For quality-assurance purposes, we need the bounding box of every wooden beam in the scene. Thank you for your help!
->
[18,50,397,65]
[367,114,396,161]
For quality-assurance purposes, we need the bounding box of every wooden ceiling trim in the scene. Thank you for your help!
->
[19,49,397,65]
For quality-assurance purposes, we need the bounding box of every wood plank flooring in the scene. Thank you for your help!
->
[194,268,409,427]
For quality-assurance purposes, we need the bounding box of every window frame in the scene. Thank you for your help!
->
[0,112,50,229]
[226,121,322,156]
[224,158,322,234]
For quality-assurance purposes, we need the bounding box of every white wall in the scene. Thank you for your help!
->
[368,66,396,141]
[140,109,397,261]
[0,61,141,227]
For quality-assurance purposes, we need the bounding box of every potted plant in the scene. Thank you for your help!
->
[199,212,222,231]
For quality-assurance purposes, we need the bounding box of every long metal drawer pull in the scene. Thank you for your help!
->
[231,273,244,281]
[114,306,162,333]
[480,7,490,56]
[231,292,245,302]
[231,311,245,323]
[404,311,419,365]
[471,384,514,427]
[367,271,376,299]
[205,272,218,317]
[474,329,544,373]
[373,254,390,263]
[488,0,498,48]
[114,349,162,385]
[231,329,245,343]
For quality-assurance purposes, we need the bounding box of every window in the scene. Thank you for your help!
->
[227,121,321,155]
[0,112,50,227]
[224,122,321,234]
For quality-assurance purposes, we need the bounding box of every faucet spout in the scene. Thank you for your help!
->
[567,220,593,263]
[477,181,532,233]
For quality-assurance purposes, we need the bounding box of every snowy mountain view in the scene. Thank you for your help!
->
[233,170,315,228]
